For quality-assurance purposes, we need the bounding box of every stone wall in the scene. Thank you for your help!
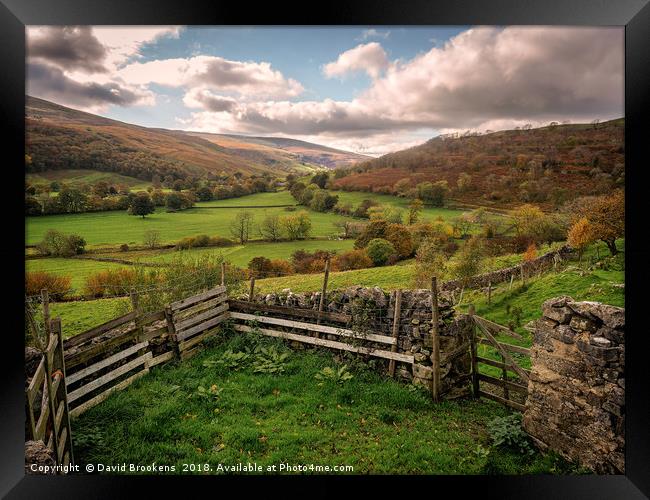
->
[245,286,473,398]
[523,296,625,473]
[441,245,572,292]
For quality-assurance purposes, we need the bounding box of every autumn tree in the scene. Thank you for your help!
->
[567,217,595,261]
[449,236,484,286]
[407,198,423,224]
[280,211,312,240]
[570,190,624,256]
[523,243,537,262]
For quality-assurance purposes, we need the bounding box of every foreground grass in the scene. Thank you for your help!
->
[73,330,581,475]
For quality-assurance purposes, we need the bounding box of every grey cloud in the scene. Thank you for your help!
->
[28,27,108,73]
[27,62,147,109]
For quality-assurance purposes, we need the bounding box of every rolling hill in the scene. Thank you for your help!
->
[332,119,624,210]
[25,96,368,182]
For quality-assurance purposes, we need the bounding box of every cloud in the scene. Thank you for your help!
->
[27,62,154,112]
[26,26,181,111]
[118,55,304,98]
[323,42,389,79]
[182,26,623,154]
[356,29,391,41]
[27,27,108,73]
[183,88,237,112]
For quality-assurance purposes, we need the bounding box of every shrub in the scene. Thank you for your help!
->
[143,230,161,249]
[26,272,72,300]
[192,234,211,248]
[332,249,373,271]
[208,236,233,247]
[487,413,535,456]
[36,230,86,257]
[291,249,332,274]
[120,244,129,252]
[83,268,138,298]
[268,259,294,277]
[366,238,396,266]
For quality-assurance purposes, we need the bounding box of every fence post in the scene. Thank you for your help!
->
[430,277,440,402]
[388,289,402,377]
[317,256,331,326]
[221,262,226,287]
[468,304,479,398]
[501,351,509,403]
[521,265,526,285]
[164,306,180,360]
[43,324,61,464]
[509,273,514,291]
[487,281,492,305]
[249,277,256,303]
[51,317,74,466]
[41,289,51,337]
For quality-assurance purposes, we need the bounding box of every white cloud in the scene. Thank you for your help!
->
[323,42,389,80]
[118,55,304,99]
[356,29,391,41]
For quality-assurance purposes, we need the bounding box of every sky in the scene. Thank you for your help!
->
[26,26,624,156]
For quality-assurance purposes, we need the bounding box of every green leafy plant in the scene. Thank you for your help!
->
[315,365,354,385]
[252,346,290,374]
[487,413,535,456]
[73,426,105,452]
[203,349,250,371]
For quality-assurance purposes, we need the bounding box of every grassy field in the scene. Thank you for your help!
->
[330,190,474,222]
[50,297,129,338]
[198,191,296,207]
[141,239,356,269]
[27,169,152,191]
[26,258,129,294]
[72,329,582,475]
[26,204,353,248]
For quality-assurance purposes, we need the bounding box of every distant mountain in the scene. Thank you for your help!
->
[332,119,624,209]
[187,133,368,170]
[25,96,368,182]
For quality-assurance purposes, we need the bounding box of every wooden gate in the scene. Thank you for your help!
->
[25,317,74,468]
[467,307,531,411]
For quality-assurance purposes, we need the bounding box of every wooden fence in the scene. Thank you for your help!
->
[466,305,531,411]
[61,285,228,417]
[25,317,74,469]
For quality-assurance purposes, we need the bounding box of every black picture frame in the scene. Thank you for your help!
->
[2,1,649,497]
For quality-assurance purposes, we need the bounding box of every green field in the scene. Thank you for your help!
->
[197,191,297,207]
[72,330,582,474]
[26,204,354,248]
[141,239,356,269]
[27,169,152,190]
[26,258,128,294]
[329,190,470,222]
[50,297,129,338]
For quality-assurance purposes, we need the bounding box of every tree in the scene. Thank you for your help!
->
[450,236,484,285]
[366,238,396,266]
[259,214,284,241]
[457,173,472,192]
[310,190,339,212]
[511,204,555,244]
[570,191,624,256]
[36,230,86,257]
[58,187,87,213]
[248,256,273,278]
[567,217,595,260]
[230,210,254,244]
[195,186,213,201]
[417,180,449,206]
[354,219,389,249]
[394,178,412,196]
[385,223,414,259]
[414,237,448,287]
[143,230,161,249]
[523,243,537,262]
[172,179,184,191]
[281,211,312,240]
[333,221,364,239]
[128,193,155,218]
[407,198,423,224]
[310,171,329,189]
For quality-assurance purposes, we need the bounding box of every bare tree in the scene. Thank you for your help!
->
[230,211,254,244]
[259,214,283,241]
[143,230,161,249]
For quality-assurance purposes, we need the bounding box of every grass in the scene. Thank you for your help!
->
[26,200,354,248]
[72,329,582,475]
[26,257,129,294]
[140,239,356,269]
[197,191,296,207]
[50,297,129,338]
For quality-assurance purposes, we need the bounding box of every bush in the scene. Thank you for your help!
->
[209,236,233,247]
[176,234,234,250]
[83,269,138,298]
[332,249,373,271]
[366,238,396,266]
[291,249,332,274]
[120,244,129,252]
[36,230,86,257]
[26,272,72,300]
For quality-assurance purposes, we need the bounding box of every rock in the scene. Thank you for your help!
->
[569,315,599,332]
[25,441,56,474]
[414,352,428,363]
[412,363,433,379]
[590,337,612,348]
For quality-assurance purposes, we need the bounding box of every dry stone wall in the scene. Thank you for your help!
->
[523,296,625,473]
[441,245,572,292]
[246,286,473,398]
